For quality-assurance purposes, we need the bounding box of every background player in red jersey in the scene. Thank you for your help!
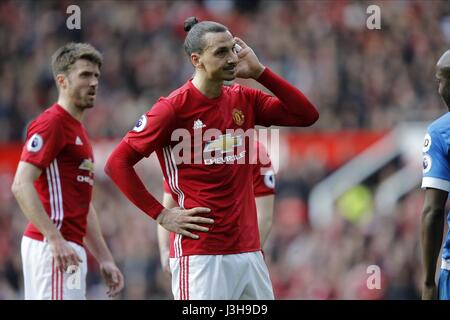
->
[158,140,276,273]
[105,17,318,299]
[11,43,124,300]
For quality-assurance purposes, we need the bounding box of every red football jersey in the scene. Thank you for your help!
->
[124,78,288,257]
[20,104,94,246]
[162,140,275,197]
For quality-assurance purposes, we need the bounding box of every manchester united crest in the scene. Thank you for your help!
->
[232,108,245,126]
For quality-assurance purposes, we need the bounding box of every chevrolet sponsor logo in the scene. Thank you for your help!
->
[203,134,242,154]
[78,158,94,173]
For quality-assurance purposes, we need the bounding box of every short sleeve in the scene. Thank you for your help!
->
[421,128,450,192]
[20,117,66,169]
[124,101,177,157]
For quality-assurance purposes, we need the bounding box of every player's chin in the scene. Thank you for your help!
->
[79,101,95,109]
[83,96,96,108]
[222,71,236,81]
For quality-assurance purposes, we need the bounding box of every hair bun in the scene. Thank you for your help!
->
[184,17,199,32]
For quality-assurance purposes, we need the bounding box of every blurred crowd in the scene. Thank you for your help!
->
[0,0,447,299]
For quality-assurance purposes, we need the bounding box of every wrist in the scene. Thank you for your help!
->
[46,231,64,243]
[156,208,168,224]
[253,65,265,79]
[97,252,115,265]
[99,258,115,266]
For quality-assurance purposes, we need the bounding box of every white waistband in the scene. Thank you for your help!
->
[441,259,450,270]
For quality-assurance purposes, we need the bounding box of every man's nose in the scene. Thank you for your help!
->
[227,55,238,65]
[228,50,239,64]
[90,77,98,87]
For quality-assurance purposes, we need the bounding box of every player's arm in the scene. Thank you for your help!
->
[158,191,177,273]
[84,204,124,297]
[11,161,81,272]
[233,37,319,127]
[255,194,274,247]
[105,140,213,239]
[421,187,447,299]
[420,129,450,299]
[252,143,276,248]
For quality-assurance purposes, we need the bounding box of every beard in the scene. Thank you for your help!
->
[71,88,96,109]
[75,96,95,109]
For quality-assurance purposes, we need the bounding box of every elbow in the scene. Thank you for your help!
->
[104,159,111,177]
[104,147,121,179]
[422,205,444,221]
[11,178,24,200]
[298,105,319,127]
[104,149,121,180]
[11,180,19,197]
[306,108,319,126]
[264,219,273,235]
[104,141,141,179]
[104,156,115,179]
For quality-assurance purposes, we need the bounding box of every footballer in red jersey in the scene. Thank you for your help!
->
[12,43,123,300]
[105,17,318,299]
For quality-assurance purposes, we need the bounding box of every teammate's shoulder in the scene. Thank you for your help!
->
[28,104,64,129]
[428,112,450,133]
[426,112,450,151]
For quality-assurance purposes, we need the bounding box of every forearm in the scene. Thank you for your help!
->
[257,67,319,126]
[257,214,272,247]
[158,192,176,256]
[84,204,114,263]
[157,225,170,258]
[12,181,61,240]
[421,207,445,285]
[255,195,274,247]
[105,141,165,219]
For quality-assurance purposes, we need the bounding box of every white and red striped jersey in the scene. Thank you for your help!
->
[20,104,94,246]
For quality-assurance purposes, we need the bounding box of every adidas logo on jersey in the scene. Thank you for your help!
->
[193,119,206,130]
[75,136,83,145]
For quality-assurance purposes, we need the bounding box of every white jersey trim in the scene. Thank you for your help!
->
[163,147,185,258]
[46,160,64,230]
[421,177,450,192]
[53,160,64,230]
[442,259,450,271]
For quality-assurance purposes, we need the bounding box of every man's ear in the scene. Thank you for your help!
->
[191,53,202,69]
[56,74,67,90]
